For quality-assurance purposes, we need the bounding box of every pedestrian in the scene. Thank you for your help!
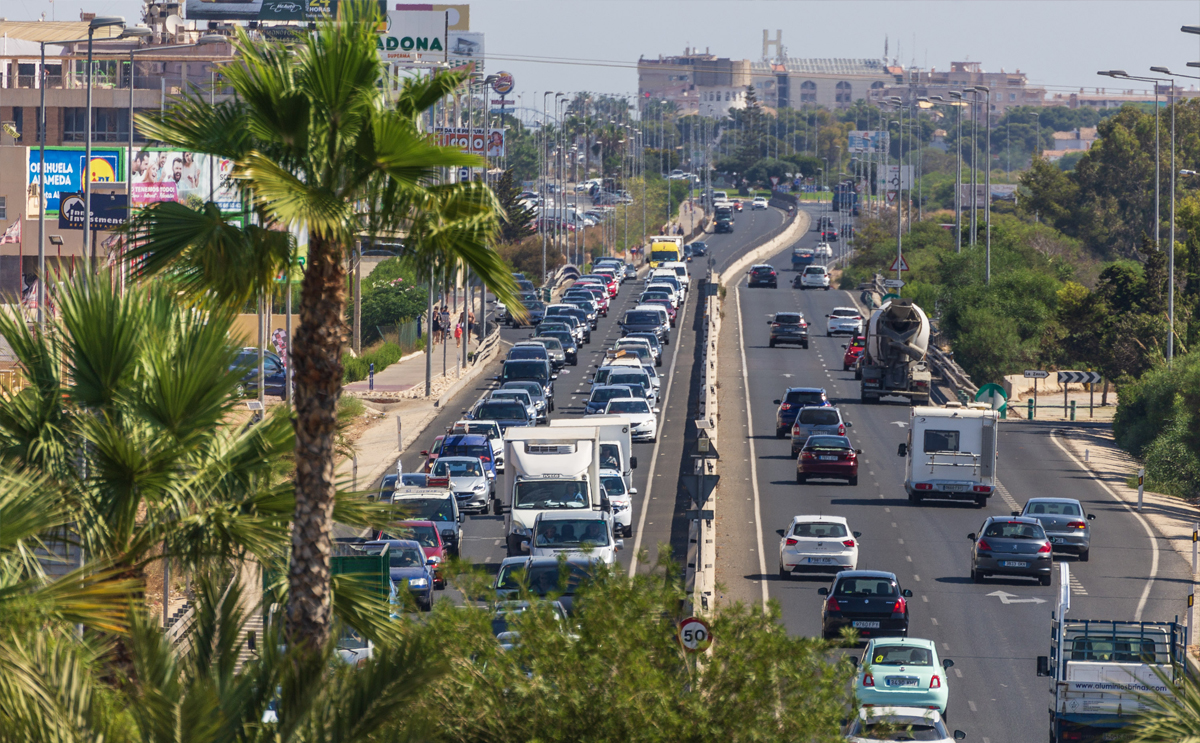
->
[440,306,451,343]
[454,319,463,348]
[467,309,476,335]
[431,306,442,345]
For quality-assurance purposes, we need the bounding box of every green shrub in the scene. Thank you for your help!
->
[1142,417,1200,499]
[1113,362,1183,456]
[342,342,405,383]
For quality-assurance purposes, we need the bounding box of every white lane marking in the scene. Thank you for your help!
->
[995,480,1019,512]
[736,285,770,610]
[1049,430,1158,621]
[954,667,963,678]
[968,700,978,713]
[1070,573,1089,596]
[628,285,691,575]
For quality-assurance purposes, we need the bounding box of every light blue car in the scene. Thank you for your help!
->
[851,637,954,717]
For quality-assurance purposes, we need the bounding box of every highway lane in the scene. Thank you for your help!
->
[719,204,1193,741]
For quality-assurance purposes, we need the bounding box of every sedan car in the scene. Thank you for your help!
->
[845,707,965,743]
[605,397,659,443]
[362,539,435,612]
[819,570,912,641]
[747,264,778,288]
[790,406,851,457]
[969,516,1053,585]
[796,264,831,290]
[752,196,768,210]
[774,387,830,438]
[428,456,492,514]
[1014,498,1095,561]
[624,263,638,280]
[796,434,859,485]
[768,311,809,348]
[778,515,860,577]
[827,307,866,337]
[852,639,954,717]
[586,384,636,415]
[376,520,447,589]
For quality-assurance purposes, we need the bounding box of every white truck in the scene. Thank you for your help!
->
[502,426,602,557]
[1037,564,1184,743]
[551,416,637,490]
[897,404,997,508]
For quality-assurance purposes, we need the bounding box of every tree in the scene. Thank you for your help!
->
[491,169,536,244]
[124,3,520,650]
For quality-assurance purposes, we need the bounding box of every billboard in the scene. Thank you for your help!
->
[129,148,240,213]
[394,3,469,30]
[57,192,129,230]
[491,71,514,95]
[433,127,505,158]
[877,164,914,191]
[446,30,483,71]
[849,130,889,153]
[377,9,446,63]
[185,0,337,21]
[26,147,125,217]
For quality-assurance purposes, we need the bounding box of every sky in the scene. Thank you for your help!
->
[8,0,1200,116]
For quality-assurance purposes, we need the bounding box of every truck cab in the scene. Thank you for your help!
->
[898,405,997,507]
[502,426,602,556]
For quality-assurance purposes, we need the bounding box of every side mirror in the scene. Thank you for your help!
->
[901,589,913,598]
[420,450,429,456]
[954,732,966,741]
[615,539,625,551]
[856,449,863,454]
[845,421,852,428]
[817,587,829,596]
[841,344,848,349]
[942,658,955,670]
[1087,513,1096,520]
[630,457,638,470]
[552,374,560,380]
[967,533,976,541]
[773,399,782,405]
[853,531,862,538]
[520,540,529,552]
[1037,655,1051,677]
[847,655,859,668]
[629,488,638,495]
[653,407,661,414]
[897,443,908,457]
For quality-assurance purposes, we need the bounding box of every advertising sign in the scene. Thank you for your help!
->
[491,71,514,95]
[185,0,336,21]
[849,130,889,153]
[129,148,240,213]
[26,147,124,217]
[377,9,446,63]
[447,30,483,71]
[877,164,914,191]
[433,127,505,158]
[57,192,129,230]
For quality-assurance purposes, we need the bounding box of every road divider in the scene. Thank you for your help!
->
[718,208,811,286]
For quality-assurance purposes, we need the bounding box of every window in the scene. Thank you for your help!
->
[870,81,885,90]
[923,429,960,453]
[835,81,852,103]
[792,522,848,538]
[800,80,817,102]
[10,107,22,142]
[1009,93,1016,101]
[0,196,5,220]
[63,107,131,143]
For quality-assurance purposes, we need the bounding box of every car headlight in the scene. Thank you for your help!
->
[510,523,530,536]
[474,482,487,492]
[408,578,429,588]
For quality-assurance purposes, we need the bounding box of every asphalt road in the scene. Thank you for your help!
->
[384,204,791,591]
[716,203,1193,742]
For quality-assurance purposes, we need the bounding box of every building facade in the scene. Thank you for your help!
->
[749,58,898,110]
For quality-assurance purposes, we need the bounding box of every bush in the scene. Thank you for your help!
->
[1114,360,1190,456]
[1142,417,1200,499]
[343,341,406,383]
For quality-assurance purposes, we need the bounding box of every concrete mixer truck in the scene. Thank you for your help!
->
[860,298,932,405]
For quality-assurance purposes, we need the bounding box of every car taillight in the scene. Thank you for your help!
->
[977,539,992,551]
[915,483,933,491]
[972,485,992,493]
[1068,521,1086,529]
[779,403,791,410]
[862,673,875,687]
[802,451,816,460]
[892,597,906,615]
[825,597,841,612]
[929,675,941,689]
[845,450,857,459]
[915,380,929,388]
[842,539,856,548]
[837,424,846,435]
[1038,542,1052,553]
[786,538,799,546]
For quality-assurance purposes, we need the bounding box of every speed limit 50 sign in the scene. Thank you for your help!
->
[677,616,713,653]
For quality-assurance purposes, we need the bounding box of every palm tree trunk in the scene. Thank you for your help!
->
[286,231,345,649]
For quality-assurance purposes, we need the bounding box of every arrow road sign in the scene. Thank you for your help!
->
[1057,371,1102,384]
[1024,370,1050,379]
[884,279,905,288]
[987,590,1047,605]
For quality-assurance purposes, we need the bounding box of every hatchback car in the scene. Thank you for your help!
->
[375,520,447,589]
[620,308,669,344]
[778,515,860,577]
[641,297,677,327]
[796,435,860,485]
[845,707,965,743]
[469,398,534,433]
[490,389,539,427]
[819,570,912,640]
[827,307,865,337]
[790,406,851,456]
[605,397,659,443]
[797,264,831,290]
[687,241,707,257]
[533,332,577,366]
[1014,498,1096,561]
[851,638,955,717]
[362,539,436,612]
[768,311,809,348]
[843,336,867,372]
[492,555,595,614]
[968,516,1054,585]
[774,387,830,437]
[748,264,778,288]
[752,196,768,210]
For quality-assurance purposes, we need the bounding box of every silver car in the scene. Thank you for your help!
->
[428,456,491,514]
[1014,497,1095,561]
[790,406,851,457]
[490,389,539,425]
[500,381,548,423]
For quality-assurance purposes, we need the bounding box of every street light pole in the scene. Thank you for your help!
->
[80,17,127,281]
[949,91,964,252]
[975,86,992,284]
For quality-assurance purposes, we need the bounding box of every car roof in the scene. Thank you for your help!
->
[443,434,488,445]
[365,539,422,551]
[1025,497,1082,505]
[536,510,608,522]
[394,520,436,528]
[986,515,1044,526]
[751,264,774,269]
[787,387,828,394]
[790,515,849,525]
[866,637,937,650]
[599,468,622,477]
[836,570,898,580]
[435,455,483,463]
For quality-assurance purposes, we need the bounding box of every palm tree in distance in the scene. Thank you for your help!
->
[124,1,520,650]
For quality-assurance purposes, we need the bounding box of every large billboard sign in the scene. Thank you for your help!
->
[849,130,889,153]
[377,9,446,63]
[26,147,124,217]
[447,30,483,71]
[185,0,336,21]
[129,148,240,213]
[433,127,505,158]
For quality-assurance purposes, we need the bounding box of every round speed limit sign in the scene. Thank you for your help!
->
[677,616,713,653]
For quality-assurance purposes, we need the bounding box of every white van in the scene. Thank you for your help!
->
[897,405,998,508]
[660,261,691,292]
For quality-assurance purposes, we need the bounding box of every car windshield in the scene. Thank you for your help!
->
[477,402,528,420]
[806,436,851,450]
[641,292,670,302]
[832,309,859,318]
[505,382,542,397]
[799,409,840,425]
[628,334,660,349]
[367,546,425,569]
[499,563,590,596]
[651,248,679,262]
[625,311,662,324]
[493,391,532,405]
[609,373,648,389]
[392,524,438,547]
[607,399,650,414]
[392,498,454,522]
[442,443,492,460]
[533,338,564,351]
[502,362,548,381]
[835,577,898,597]
[751,267,773,274]
[804,266,825,275]
[600,475,627,496]
[400,473,428,486]
[984,522,1048,540]
[848,717,948,741]
[785,390,826,405]
[774,313,803,324]
[1026,501,1082,516]
[508,347,547,360]
[616,345,651,361]
[792,522,849,538]
[535,519,609,548]
[870,645,934,666]
[513,480,590,510]
[599,444,621,471]
[432,459,483,477]
[457,422,500,438]
[592,386,635,404]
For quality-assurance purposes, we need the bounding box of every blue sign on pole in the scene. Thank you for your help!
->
[26,147,124,217]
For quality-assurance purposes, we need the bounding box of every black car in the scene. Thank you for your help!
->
[714,218,734,234]
[748,264,777,288]
[507,344,550,365]
[498,359,555,411]
[230,348,288,398]
[620,309,669,344]
[509,300,546,328]
[819,570,912,641]
[687,241,708,257]
[968,516,1054,585]
[773,386,830,438]
[768,312,808,348]
[469,398,534,433]
[535,329,578,366]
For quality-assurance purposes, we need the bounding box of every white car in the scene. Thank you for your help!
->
[778,515,860,578]
[826,307,864,337]
[798,264,831,290]
[600,468,635,537]
[845,707,964,743]
[815,242,833,258]
[645,282,681,308]
[526,510,623,564]
[604,397,659,443]
[752,196,768,210]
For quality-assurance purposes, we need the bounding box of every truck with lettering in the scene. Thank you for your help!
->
[648,236,684,268]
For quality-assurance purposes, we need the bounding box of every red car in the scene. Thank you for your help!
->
[420,434,445,473]
[377,520,447,589]
[843,336,866,372]
[733,200,744,212]
[796,435,860,486]
[593,271,619,297]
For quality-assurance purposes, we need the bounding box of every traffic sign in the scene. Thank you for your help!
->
[884,279,905,288]
[975,383,1008,412]
[881,292,900,301]
[889,254,910,272]
[677,616,712,653]
[1058,371,1102,384]
[1023,370,1049,379]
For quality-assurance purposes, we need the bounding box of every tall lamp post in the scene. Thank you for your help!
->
[82,17,130,279]
[973,85,992,283]
[948,91,965,252]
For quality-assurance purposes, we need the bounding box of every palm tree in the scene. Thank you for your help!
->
[123,2,521,650]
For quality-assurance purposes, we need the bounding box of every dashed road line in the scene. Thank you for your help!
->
[995,480,1020,512]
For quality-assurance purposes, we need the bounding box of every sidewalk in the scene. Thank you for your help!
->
[344,331,480,396]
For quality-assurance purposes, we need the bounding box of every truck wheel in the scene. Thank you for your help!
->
[493,499,503,516]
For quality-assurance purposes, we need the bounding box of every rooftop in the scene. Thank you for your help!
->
[751,57,892,76]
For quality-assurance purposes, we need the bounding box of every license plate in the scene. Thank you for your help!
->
[819,456,839,461]
[852,621,881,629]
[942,484,967,492]
[807,557,835,564]
[886,677,919,687]
[1002,560,1028,568]
[1050,537,1063,544]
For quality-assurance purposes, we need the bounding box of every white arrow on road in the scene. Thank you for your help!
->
[987,590,1046,605]
[890,421,908,427]
[781,373,793,378]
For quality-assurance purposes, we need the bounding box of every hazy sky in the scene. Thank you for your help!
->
[8,0,1200,114]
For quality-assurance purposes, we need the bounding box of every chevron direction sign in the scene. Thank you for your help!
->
[1057,371,1102,384]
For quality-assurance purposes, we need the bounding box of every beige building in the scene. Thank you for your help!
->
[637,48,751,115]
[870,62,1047,120]
[750,58,898,110]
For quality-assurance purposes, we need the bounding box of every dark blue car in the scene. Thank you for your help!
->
[773,387,830,438]
[230,348,288,398]
[439,434,498,482]
[363,539,436,612]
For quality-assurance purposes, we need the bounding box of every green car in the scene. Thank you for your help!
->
[851,638,954,717]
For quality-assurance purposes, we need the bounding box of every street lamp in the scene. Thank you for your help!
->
[82,17,128,279]
[973,85,992,284]
[948,91,966,253]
